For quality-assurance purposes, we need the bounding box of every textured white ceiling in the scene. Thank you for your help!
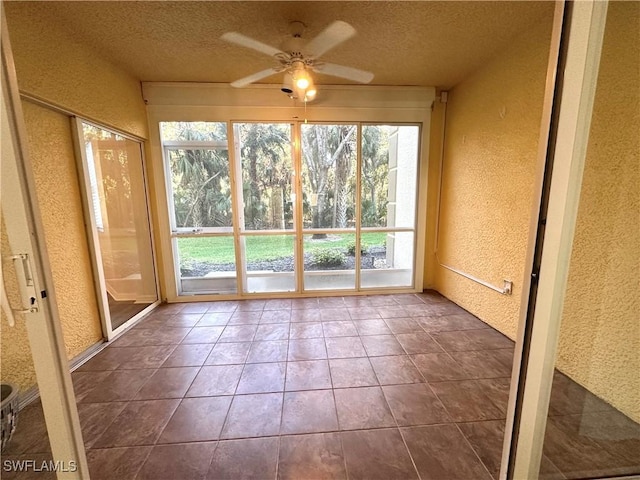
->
[6,1,554,89]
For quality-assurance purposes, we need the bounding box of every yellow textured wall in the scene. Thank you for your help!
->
[1,216,36,391]
[21,102,104,359]
[556,2,639,422]
[2,4,150,392]
[433,13,553,339]
[4,3,148,138]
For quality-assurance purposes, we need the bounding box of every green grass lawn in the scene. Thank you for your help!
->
[177,232,387,264]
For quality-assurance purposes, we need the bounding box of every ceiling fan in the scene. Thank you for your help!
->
[221,20,374,101]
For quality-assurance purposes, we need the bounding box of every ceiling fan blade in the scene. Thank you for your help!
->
[230,68,280,88]
[304,21,356,58]
[314,63,374,84]
[221,32,283,57]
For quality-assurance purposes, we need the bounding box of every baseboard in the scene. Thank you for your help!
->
[18,339,106,410]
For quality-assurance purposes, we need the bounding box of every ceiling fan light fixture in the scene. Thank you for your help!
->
[294,68,311,90]
[281,72,294,94]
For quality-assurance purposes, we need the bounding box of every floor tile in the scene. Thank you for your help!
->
[318,297,346,308]
[286,360,332,391]
[77,402,127,448]
[181,304,209,314]
[290,309,323,322]
[464,329,514,350]
[181,326,224,344]
[423,302,468,317]
[411,353,469,382]
[208,437,279,480]
[0,453,55,480]
[206,300,239,312]
[382,384,451,426]
[205,342,251,365]
[376,306,409,319]
[135,366,199,399]
[323,321,358,337]
[246,340,288,363]
[76,347,128,371]
[417,314,486,332]
[450,349,513,379]
[347,307,381,320]
[543,414,633,478]
[402,424,492,479]
[264,298,292,310]
[391,294,425,305]
[158,396,232,443]
[325,336,367,358]
[429,379,505,422]
[162,344,213,367]
[72,370,111,402]
[1,405,50,455]
[220,393,283,439]
[353,319,392,336]
[342,297,371,308]
[229,311,262,325]
[281,390,338,434]
[384,318,423,334]
[278,433,347,480]
[86,446,152,480]
[254,323,290,340]
[367,296,398,306]
[361,335,405,356]
[237,300,266,311]
[80,369,156,403]
[458,420,514,479]
[110,327,191,347]
[290,322,323,339]
[548,371,611,416]
[320,308,351,321]
[138,442,217,480]
[395,332,443,354]
[334,387,396,430]
[236,362,286,394]
[197,312,232,326]
[291,298,319,309]
[288,338,327,360]
[341,428,418,480]
[329,358,379,388]
[92,399,180,447]
[218,324,258,342]
[260,309,291,323]
[111,345,177,370]
[186,365,244,396]
[369,355,424,385]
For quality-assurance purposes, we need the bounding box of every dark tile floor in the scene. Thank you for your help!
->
[3,292,639,479]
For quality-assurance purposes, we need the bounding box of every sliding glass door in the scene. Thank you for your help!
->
[160,121,420,297]
[75,120,159,337]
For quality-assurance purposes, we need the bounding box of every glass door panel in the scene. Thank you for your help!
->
[244,235,296,293]
[160,122,234,295]
[234,123,297,294]
[301,124,357,230]
[78,122,158,332]
[175,236,237,295]
[234,123,294,231]
[360,231,414,288]
[361,125,419,229]
[359,124,419,290]
[303,233,356,291]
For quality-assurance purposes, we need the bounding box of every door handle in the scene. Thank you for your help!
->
[3,253,39,317]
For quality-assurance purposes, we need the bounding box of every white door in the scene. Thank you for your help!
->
[1,16,88,479]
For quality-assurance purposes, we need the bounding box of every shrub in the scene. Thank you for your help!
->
[312,249,346,268]
[346,241,369,256]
